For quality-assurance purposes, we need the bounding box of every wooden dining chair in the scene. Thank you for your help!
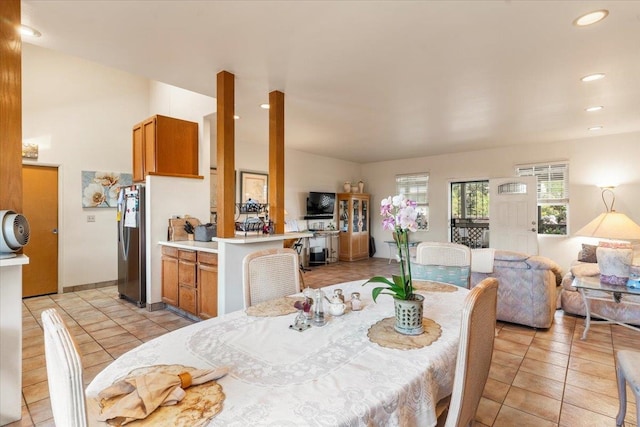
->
[412,241,472,288]
[436,277,498,427]
[242,248,302,307]
[42,308,88,427]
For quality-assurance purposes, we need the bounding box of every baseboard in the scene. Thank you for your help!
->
[62,280,116,293]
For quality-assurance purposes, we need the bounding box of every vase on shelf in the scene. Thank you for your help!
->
[358,181,364,193]
[343,181,351,193]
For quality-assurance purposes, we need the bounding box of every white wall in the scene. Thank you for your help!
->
[22,44,150,290]
[362,132,640,272]
[146,83,215,304]
[22,43,639,290]
[214,139,362,229]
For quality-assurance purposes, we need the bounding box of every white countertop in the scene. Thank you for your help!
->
[0,254,30,267]
[158,240,219,253]
[159,232,313,252]
[309,230,340,236]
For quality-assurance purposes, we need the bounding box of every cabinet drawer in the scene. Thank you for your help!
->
[178,250,197,262]
[162,246,178,258]
[178,260,196,287]
[178,285,197,315]
[198,251,218,266]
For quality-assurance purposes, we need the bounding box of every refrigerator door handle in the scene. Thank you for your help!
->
[120,197,129,261]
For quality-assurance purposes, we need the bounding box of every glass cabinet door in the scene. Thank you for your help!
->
[353,199,360,232]
[361,198,368,232]
[340,199,349,232]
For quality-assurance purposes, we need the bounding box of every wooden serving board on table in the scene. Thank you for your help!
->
[168,217,201,241]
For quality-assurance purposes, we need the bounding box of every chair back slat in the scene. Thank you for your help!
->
[242,248,301,307]
[42,308,88,427]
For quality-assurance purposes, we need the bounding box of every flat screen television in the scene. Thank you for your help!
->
[305,192,336,219]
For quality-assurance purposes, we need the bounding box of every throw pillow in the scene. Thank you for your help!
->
[578,244,598,263]
[598,241,632,249]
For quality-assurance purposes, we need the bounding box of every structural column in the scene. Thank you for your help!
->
[268,90,285,234]
[216,71,236,237]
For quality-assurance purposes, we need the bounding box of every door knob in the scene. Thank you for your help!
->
[52,228,58,234]
[530,228,536,232]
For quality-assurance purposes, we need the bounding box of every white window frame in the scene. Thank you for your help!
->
[395,173,429,230]
[515,161,569,235]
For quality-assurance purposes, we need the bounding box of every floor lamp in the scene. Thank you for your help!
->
[574,188,640,285]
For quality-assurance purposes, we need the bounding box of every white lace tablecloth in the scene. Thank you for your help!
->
[86,280,469,427]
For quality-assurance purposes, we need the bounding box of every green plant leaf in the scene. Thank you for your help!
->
[364,276,394,286]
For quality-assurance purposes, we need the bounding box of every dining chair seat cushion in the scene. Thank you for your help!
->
[410,263,470,288]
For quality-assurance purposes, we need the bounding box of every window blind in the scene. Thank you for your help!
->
[516,162,569,204]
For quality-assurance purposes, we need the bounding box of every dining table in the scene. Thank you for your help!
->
[86,279,470,427]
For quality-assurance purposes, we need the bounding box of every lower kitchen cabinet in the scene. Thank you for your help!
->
[177,249,197,315]
[161,246,218,319]
[161,247,179,306]
[178,284,197,315]
[197,252,218,319]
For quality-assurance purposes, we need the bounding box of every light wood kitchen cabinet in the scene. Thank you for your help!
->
[161,246,179,306]
[132,115,200,182]
[161,246,219,319]
[177,249,197,315]
[338,193,370,261]
[197,251,218,319]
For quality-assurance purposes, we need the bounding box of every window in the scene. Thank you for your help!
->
[451,180,489,220]
[516,162,569,235]
[396,173,429,230]
[450,180,489,248]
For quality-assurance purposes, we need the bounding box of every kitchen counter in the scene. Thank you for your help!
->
[158,240,218,252]
[158,231,313,252]
[1,254,29,425]
[215,231,313,243]
[159,232,313,315]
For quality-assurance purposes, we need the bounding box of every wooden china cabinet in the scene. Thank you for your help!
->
[338,193,370,261]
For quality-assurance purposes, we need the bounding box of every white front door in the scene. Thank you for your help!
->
[489,176,538,255]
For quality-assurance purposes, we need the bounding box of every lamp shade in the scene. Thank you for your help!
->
[574,211,640,241]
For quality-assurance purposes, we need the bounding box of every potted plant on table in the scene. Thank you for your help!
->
[364,194,424,335]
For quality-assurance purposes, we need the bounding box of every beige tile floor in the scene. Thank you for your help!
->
[11,258,639,426]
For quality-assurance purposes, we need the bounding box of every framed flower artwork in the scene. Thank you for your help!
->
[81,171,132,208]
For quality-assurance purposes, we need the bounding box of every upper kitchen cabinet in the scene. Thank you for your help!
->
[132,115,201,182]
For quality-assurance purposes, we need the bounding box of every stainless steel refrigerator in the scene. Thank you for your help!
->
[116,184,146,307]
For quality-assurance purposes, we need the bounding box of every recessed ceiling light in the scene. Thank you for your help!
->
[585,106,604,112]
[581,73,605,82]
[260,103,270,110]
[573,10,609,27]
[19,25,41,38]
[588,126,603,131]
[233,115,240,120]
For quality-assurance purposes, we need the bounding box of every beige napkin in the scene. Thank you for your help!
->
[98,366,228,425]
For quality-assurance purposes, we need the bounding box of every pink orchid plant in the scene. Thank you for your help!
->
[366,194,419,301]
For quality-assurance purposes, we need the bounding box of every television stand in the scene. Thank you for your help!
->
[304,215,333,220]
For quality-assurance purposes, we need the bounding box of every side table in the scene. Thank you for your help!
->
[572,276,640,340]
[385,240,420,264]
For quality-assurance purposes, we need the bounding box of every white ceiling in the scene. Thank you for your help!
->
[20,1,640,163]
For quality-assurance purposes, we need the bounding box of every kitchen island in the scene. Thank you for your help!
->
[159,231,312,316]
